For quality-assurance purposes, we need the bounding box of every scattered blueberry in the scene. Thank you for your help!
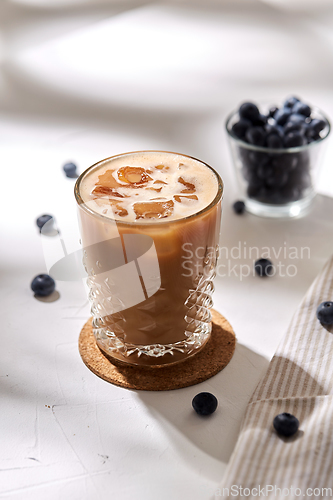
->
[254,258,273,277]
[274,108,292,126]
[292,101,311,117]
[231,119,251,139]
[31,274,56,297]
[273,413,299,437]
[284,96,300,108]
[36,214,53,232]
[63,162,78,178]
[233,200,246,214]
[245,126,266,146]
[192,392,218,416]
[239,102,260,122]
[316,301,333,325]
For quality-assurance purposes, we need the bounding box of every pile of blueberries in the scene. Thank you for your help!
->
[230,97,329,205]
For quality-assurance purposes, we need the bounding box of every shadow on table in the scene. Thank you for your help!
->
[135,343,269,465]
[135,342,326,476]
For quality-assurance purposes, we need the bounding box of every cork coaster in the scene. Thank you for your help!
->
[78,309,236,391]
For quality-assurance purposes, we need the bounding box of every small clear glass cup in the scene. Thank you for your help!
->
[226,106,331,218]
[75,151,223,367]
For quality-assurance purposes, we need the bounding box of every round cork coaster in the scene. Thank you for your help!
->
[78,309,236,391]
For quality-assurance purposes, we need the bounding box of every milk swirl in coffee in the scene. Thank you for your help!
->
[80,152,218,222]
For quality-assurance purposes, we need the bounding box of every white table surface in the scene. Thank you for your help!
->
[1,1,333,499]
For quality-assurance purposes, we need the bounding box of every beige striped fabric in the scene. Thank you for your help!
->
[219,257,333,499]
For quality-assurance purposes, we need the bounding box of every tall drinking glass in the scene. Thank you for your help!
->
[75,151,223,366]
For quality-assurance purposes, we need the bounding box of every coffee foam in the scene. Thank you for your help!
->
[79,152,219,222]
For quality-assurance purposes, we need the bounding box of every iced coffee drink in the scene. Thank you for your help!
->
[75,151,223,366]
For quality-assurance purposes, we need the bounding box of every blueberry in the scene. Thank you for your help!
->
[192,392,218,416]
[305,122,323,142]
[248,151,270,167]
[297,150,311,168]
[281,185,301,202]
[271,153,298,170]
[274,108,292,126]
[269,106,279,118]
[273,413,299,437]
[245,126,266,146]
[254,258,273,277]
[267,169,289,188]
[260,188,275,203]
[283,96,300,108]
[63,162,78,178]
[289,159,311,191]
[252,114,268,127]
[36,214,53,232]
[247,183,265,199]
[316,301,333,325]
[31,274,56,297]
[284,121,305,134]
[233,200,246,214]
[231,119,252,139]
[262,188,285,204]
[288,113,307,125]
[308,119,327,135]
[239,102,260,122]
[265,124,284,138]
[267,134,283,149]
[307,133,321,143]
[247,172,265,189]
[292,102,311,117]
[284,132,306,148]
[257,164,274,180]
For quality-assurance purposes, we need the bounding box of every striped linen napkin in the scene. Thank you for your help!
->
[218,256,333,499]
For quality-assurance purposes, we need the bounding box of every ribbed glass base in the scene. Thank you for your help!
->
[94,322,211,367]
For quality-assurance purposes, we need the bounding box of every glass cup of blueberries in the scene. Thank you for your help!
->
[226,96,331,218]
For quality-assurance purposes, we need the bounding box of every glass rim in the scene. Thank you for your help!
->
[74,150,223,226]
[225,106,331,154]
